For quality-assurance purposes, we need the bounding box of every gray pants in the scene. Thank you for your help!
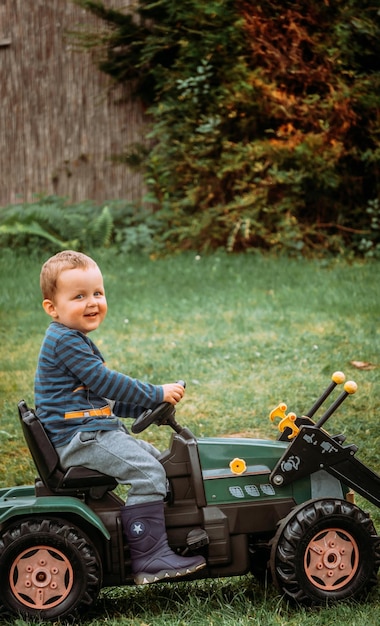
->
[56,426,167,506]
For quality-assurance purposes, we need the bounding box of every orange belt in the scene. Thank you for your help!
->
[64,406,112,419]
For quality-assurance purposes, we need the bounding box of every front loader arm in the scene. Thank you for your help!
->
[270,425,380,509]
[269,373,380,509]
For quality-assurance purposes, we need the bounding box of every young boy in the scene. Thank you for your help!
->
[35,250,205,584]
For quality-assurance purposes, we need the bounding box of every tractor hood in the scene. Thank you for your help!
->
[198,436,288,474]
[197,437,343,506]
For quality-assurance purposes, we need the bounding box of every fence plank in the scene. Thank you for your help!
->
[0,0,146,206]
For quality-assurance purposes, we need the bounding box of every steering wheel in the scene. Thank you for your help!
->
[131,380,186,434]
[131,402,176,434]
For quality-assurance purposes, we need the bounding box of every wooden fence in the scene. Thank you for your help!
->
[0,0,146,206]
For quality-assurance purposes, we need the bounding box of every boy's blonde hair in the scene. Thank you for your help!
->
[40,250,98,300]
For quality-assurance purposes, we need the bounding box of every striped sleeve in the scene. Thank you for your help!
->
[54,331,164,408]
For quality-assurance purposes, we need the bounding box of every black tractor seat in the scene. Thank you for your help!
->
[18,400,117,498]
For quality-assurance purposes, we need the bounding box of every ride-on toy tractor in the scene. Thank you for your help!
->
[0,372,379,620]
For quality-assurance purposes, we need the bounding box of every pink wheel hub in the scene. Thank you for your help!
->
[10,546,74,609]
[304,528,359,591]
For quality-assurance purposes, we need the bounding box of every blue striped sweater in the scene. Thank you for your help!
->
[34,322,164,447]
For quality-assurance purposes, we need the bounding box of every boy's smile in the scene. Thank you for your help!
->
[42,266,107,334]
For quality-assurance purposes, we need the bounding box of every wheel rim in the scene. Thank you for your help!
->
[304,528,360,591]
[9,545,74,610]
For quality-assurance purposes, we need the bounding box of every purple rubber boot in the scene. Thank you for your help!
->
[121,500,206,585]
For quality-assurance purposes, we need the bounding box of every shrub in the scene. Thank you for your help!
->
[57,2,380,254]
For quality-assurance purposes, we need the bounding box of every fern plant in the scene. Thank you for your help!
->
[0,197,164,254]
[0,197,113,252]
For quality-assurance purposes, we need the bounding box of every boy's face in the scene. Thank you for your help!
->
[42,266,107,334]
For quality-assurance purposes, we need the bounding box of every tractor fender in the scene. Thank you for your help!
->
[0,493,110,539]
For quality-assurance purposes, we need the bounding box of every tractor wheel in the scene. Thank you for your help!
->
[270,499,380,605]
[0,517,102,620]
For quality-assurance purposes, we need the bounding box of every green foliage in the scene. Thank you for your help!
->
[0,196,161,254]
[73,0,380,255]
[0,196,113,252]
[108,200,159,254]
[357,198,380,258]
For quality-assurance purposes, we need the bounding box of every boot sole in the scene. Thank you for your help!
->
[134,559,206,585]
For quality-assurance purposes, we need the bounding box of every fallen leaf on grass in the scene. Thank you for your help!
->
[350,360,377,370]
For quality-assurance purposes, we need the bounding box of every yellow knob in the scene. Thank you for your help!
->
[332,371,346,384]
[344,380,358,394]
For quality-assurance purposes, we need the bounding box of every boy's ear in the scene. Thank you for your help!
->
[42,299,58,318]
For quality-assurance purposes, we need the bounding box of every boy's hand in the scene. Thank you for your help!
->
[162,382,186,405]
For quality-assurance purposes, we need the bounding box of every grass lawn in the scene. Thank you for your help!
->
[0,249,379,625]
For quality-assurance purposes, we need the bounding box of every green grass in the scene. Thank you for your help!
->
[0,249,379,625]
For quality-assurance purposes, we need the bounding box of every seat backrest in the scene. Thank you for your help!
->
[18,400,62,483]
[18,400,117,496]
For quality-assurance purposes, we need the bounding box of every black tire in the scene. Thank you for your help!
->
[270,498,380,605]
[0,517,102,620]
